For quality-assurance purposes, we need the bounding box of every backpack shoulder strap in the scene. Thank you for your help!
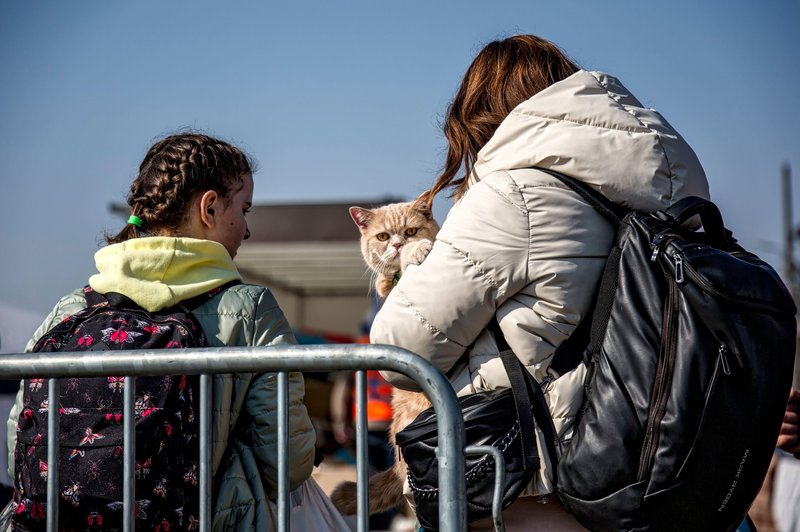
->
[176,280,242,311]
[549,311,593,376]
[82,285,109,308]
[83,280,242,313]
[532,168,629,377]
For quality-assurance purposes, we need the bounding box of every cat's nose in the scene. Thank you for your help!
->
[392,243,402,250]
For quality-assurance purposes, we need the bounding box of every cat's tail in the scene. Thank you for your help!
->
[330,461,405,516]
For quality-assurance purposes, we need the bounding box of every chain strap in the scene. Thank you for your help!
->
[407,420,521,500]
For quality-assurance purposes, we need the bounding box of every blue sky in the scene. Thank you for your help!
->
[1,0,798,321]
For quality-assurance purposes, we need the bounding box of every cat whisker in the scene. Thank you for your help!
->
[371,249,398,274]
[382,247,399,261]
[369,269,381,294]
[359,264,374,281]
[362,265,379,286]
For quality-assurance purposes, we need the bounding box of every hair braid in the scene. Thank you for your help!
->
[106,133,254,244]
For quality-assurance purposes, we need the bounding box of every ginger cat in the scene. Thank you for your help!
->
[331,199,439,517]
[348,199,439,298]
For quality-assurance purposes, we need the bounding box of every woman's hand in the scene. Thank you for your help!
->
[777,387,800,456]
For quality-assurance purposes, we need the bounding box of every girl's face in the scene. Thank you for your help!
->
[208,173,254,258]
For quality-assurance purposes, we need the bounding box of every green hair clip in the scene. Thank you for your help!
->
[127,215,143,228]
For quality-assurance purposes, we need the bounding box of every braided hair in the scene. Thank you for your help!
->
[106,133,254,244]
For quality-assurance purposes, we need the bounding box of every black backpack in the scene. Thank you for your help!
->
[13,284,231,531]
[537,169,797,532]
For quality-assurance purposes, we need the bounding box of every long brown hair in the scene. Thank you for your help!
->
[426,35,579,203]
[106,132,254,244]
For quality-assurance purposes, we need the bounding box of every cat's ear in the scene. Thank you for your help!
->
[349,206,373,232]
[411,196,434,220]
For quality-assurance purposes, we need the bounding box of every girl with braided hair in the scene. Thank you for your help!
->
[6,132,347,530]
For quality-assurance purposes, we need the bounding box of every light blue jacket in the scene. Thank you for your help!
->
[7,238,317,530]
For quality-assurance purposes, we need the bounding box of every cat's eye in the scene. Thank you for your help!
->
[405,228,418,237]
[376,232,390,241]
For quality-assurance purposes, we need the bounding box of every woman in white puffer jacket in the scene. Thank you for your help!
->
[370,35,710,530]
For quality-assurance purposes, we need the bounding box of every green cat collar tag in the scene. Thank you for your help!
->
[392,271,401,287]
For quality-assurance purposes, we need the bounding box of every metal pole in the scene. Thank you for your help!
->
[355,370,368,532]
[123,376,136,531]
[277,371,289,532]
[464,445,506,532]
[199,374,212,532]
[46,378,59,532]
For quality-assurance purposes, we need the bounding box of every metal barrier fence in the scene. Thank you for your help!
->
[0,344,468,531]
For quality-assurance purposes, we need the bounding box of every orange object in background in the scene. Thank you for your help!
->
[351,334,393,427]
[352,370,394,426]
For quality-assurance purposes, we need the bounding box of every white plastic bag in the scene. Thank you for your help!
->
[270,477,352,531]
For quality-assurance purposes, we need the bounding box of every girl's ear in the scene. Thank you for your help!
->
[199,190,219,229]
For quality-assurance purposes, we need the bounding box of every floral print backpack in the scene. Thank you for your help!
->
[13,284,231,531]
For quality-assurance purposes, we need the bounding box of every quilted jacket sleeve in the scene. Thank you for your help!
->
[197,284,317,505]
[243,289,316,498]
[371,171,531,390]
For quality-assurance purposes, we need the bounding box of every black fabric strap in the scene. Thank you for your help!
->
[488,320,538,471]
[499,349,539,471]
[549,310,592,376]
[532,167,629,376]
[178,280,242,310]
[84,280,242,312]
[587,246,622,357]
[488,319,560,475]
[528,368,560,483]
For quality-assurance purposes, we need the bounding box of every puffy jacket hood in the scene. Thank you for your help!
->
[471,70,709,211]
[89,237,242,312]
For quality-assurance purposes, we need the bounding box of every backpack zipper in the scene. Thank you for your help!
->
[638,276,680,482]
[674,254,685,284]
[652,238,684,284]
[650,234,670,262]
[673,343,731,480]
[679,254,792,315]
[718,344,731,375]
[655,244,793,316]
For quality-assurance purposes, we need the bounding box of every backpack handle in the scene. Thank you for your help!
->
[663,197,727,241]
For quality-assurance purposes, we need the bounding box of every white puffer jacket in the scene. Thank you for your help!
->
[371,70,710,496]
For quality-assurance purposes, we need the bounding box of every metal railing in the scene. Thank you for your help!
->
[0,344,468,531]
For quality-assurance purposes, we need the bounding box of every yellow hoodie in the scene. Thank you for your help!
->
[89,237,242,312]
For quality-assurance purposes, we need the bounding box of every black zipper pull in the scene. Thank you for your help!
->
[650,235,666,262]
[719,344,731,375]
[674,254,685,284]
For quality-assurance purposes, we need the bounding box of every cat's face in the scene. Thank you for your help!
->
[350,201,439,274]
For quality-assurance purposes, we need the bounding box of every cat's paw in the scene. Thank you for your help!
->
[400,239,433,272]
